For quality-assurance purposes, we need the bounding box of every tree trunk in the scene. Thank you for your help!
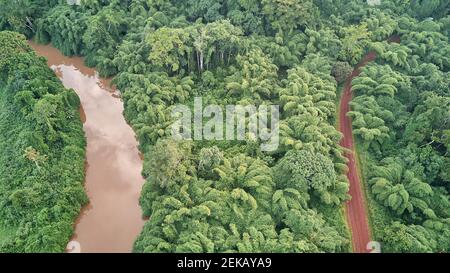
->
[200,51,204,72]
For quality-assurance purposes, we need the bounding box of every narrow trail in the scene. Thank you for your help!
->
[340,35,401,253]
[29,41,145,253]
[339,52,377,253]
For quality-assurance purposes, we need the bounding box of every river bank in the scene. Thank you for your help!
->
[29,41,145,253]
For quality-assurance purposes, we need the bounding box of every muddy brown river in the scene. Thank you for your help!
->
[29,41,145,253]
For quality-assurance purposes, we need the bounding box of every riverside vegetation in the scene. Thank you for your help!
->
[0,0,448,252]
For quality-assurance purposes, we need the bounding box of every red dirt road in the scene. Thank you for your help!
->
[339,52,377,253]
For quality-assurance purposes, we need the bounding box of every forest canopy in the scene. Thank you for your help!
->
[0,31,86,252]
[0,0,449,253]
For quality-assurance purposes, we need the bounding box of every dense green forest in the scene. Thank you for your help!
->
[350,18,450,252]
[0,0,449,252]
[0,31,87,252]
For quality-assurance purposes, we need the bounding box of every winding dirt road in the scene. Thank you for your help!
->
[340,36,401,253]
[339,52,377,253]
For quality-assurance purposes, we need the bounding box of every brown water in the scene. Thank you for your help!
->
[29,41,145,253]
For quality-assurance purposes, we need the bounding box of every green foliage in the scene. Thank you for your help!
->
[135,141,348,252]
[364,11,398,42]
[350,24,449,252]
[381,221,449,253]
[183,0,224,22]
[1,0,448,253]
[410,0,450,19]
[0,0,57,37]
[338,23,371,65]
[82,6,128,76]
[0,31,86,252]
[403,30,450,71]
[274,150,349,206]
[36,5,87,56]
[225,48,278,104]
[331,61,352,84]
[370,42,412,69]
[146,27,190,72]
[226,0,263,34]
[303,28,342,58]
[262,0,319,35]
[143,19,245,74]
